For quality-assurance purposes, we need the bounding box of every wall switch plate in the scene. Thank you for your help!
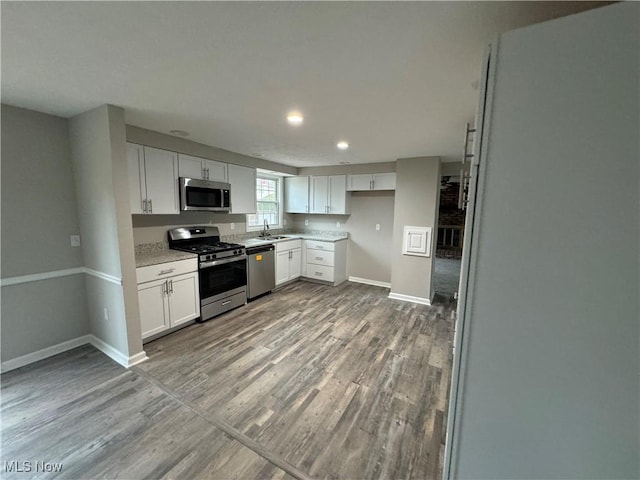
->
[305,219,309,226]
[375,224,381,231]
[70,235,81,247]
[230,223,235,230]
[103,308,109,322]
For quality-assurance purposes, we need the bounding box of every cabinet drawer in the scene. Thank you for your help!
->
[305,240,335,252]
[307,249,334,267]
[137,258,198,284]
[305,264,335,282]
[275,239,302,252]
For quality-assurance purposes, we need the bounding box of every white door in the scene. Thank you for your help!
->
[372,173,396,190]
[204,159,228,182]
[127,143,146,214]
[310,176,328,213]
[228,164,256,214]
[284,177,309,213]
[178,154,205,179]
[289,247,302,280]
[275,250,291,285]
[138,280,169,339]
[143,147,179,214]
[167,272,200,327]
[327,175,347,214]
[346,174,373,191]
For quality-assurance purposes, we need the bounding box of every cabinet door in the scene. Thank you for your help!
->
[178,154,205,179]
[284,177,310,213]
[346,174,372,191]
[275,250,291,285]
[228,164,256,214]
[127,143,146,214]
[138,280,169,339]
[167,272,200,327]
[289,247,302,280]
[143,147,179,214]
[372,173,396,190]
[310,176,329,214]
[204,159,228,182]
[328,175,348,214]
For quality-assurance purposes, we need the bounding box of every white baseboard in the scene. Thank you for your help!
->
[388,292,432,306]
[348,276,391,288]
[1,335,148,373]
[1,335,92,373]
[88,335,148,368]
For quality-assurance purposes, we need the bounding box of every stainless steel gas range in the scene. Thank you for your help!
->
[168,226,247,321]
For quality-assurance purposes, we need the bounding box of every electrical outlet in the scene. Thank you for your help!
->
[230,222,235,230]
[103,308,109,322]
[305,219,309,226]
[336,221,341,228]
[70,235,81,247]
[283,219,288,226]
[376,224,381,231]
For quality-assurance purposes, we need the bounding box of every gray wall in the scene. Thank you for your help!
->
[1,105,89,361]
[69,105,142,360]
[291,191,395,284]
[127,125,297,176]
[390,156,440,300]
[294,163,397,284]
[451,3,639,478]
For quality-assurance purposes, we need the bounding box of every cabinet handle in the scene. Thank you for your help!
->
[315,245,324,249]
[158,268,175,276]
[163,280,169,295]
[148,199,153,213]
[370,179,373,190]
[315,271,323,276]
[221,300,231,306]
[206,167,210,179]
[315,256,323,260]
[169,279,173,293]
[142,199,147,213]
[202,167,206,179]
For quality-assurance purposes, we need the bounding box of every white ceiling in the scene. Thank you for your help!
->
[1,1,607,167]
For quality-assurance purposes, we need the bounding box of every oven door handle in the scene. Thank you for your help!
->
[200,255,247,268]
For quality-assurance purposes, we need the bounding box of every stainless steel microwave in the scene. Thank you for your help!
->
[179,177,231,212]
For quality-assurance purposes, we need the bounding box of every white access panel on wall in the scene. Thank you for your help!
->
[402,226,431,257]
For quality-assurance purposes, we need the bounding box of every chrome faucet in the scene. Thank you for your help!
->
[261,219,270,237]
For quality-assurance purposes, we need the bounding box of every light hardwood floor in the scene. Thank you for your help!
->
[1,281,454,479]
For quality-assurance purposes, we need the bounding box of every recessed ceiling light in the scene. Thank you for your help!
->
[169,129,189,137]
[287,112,304,125]
[337,141,349,150]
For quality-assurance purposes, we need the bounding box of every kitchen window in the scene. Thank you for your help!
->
[246,174,282,230]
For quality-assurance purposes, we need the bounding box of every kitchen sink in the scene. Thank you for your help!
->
[260,235,288,240]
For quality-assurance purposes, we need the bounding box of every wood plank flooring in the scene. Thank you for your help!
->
[1,281,454,479]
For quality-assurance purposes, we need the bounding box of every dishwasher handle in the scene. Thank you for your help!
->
[246,244,275,255]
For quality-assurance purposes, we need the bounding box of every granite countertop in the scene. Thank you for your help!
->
[236,233,348,247]
[135,249,198,268]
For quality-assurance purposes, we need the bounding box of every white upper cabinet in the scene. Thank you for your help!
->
[311,175,349,214]
[284,176,310,213]
[178,153,227,182]
[227,164,256,214]
[127,143,146,214]
[347,173,396,191]
[127,143,179,214]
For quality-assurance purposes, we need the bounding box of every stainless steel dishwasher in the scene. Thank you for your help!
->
[246,244,275,300]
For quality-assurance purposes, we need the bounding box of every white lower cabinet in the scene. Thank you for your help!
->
[303,239,347,286]
[137,259,200,341]
[275,239,302,286]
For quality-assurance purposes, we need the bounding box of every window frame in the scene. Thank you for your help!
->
[246,173,283,231]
